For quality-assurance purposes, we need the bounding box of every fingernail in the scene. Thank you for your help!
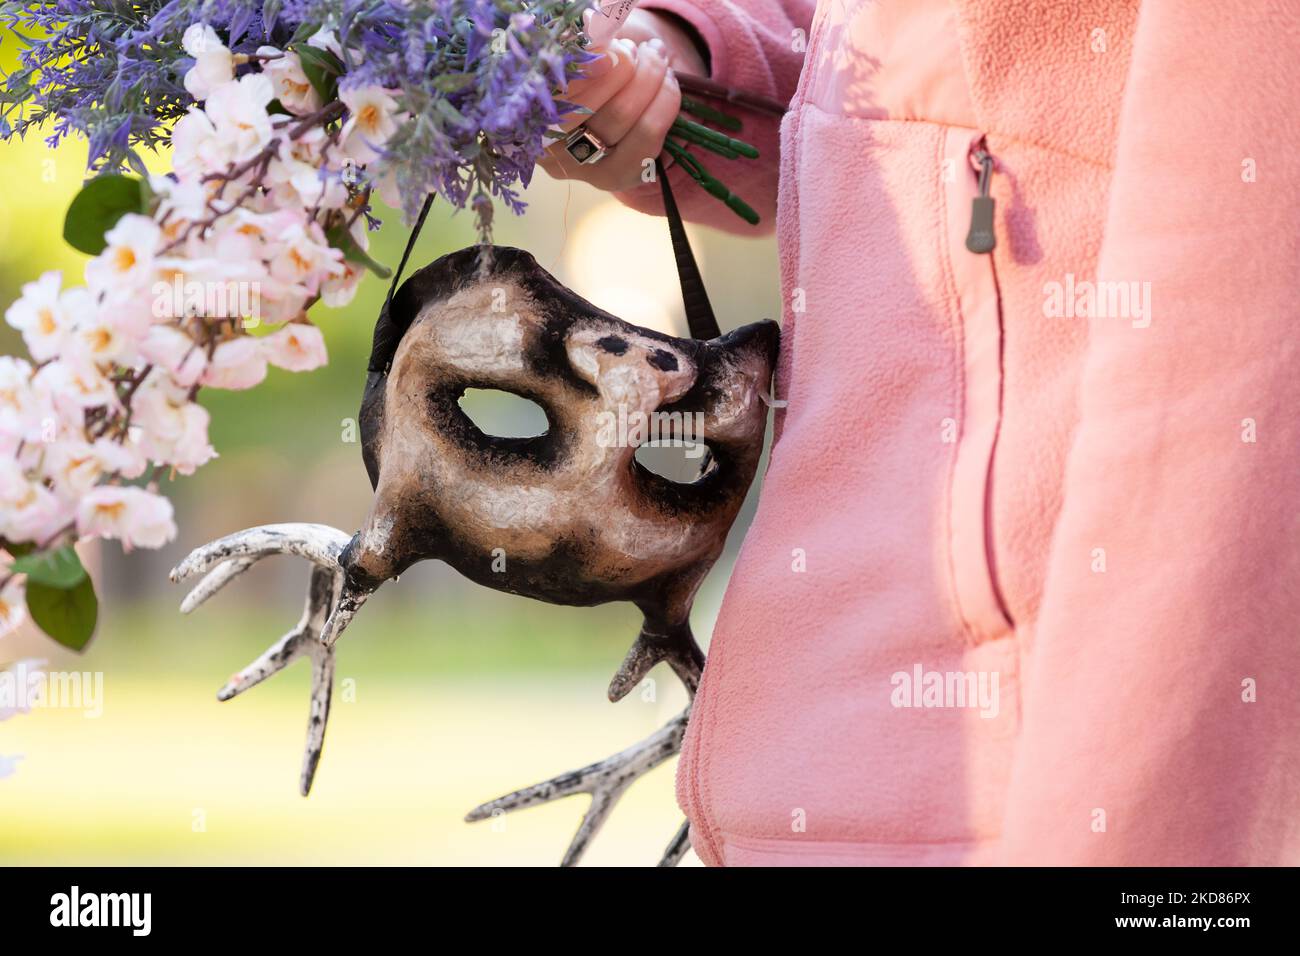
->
[581,53,614,78]
[647,37,667,54]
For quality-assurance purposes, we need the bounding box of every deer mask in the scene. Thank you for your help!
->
[340,243,777,690]
[173,175,779,866]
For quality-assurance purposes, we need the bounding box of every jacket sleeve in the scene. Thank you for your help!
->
[998,1,1300,864]
[614,0,817,234]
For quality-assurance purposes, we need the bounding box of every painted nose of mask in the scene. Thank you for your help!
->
[322,529,387,647]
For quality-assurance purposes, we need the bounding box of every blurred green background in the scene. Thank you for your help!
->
[0,36,782,866]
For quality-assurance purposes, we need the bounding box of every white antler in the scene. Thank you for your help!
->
[173,522,700,865]
[466,624,704,867]
[170,523,352,795]
[466,708,693,867]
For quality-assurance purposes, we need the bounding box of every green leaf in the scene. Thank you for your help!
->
[138,174,156,215]
[326,222,391,279]
[63,174,147,255]
[432,73,476,94]
[26,575,98,652]
[263,0,284,33]
[293,44,344,103]
[0,83,32,105]
[0,66,36,105]
[1,539,35,558]
[434,98,468,127]
[287,19,318,45]
[125,150,151,179]
[10,546,87,589]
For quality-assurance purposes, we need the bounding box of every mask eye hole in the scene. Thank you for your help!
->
[634,440,717,484]
[457,388,550,439]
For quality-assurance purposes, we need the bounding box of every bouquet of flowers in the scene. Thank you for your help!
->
[0,0,761,651]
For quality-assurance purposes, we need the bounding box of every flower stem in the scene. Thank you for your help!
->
[679,96,742,132]
[670,117,758,159]
[663,139,759,225]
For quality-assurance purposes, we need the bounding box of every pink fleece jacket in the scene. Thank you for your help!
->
[617,0,1300,866]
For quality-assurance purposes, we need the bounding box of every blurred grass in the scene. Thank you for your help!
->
[0,25,779,866]
[2,671,694,865]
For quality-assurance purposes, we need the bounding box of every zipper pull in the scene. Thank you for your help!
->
[965,147,996,254]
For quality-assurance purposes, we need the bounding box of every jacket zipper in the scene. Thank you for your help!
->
[968,140,1013,631]
[965,145,997,254]
[944,130,1014,644]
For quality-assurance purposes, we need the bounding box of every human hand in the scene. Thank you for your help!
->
[539,10,707,192]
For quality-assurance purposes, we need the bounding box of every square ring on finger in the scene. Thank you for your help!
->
[563,125,609,165]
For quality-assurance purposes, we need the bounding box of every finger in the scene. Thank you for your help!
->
[586,72,681,192]
[537,150,564,177]
[553,38,639,136]
[538,140,588,183]
[585,40,669,147]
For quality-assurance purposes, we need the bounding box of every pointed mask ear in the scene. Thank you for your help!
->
[565,327,697,412]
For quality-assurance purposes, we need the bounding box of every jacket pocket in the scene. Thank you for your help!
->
[942,126,1015,645]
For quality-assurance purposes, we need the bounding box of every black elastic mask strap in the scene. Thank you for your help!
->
[370,168,719,373]
[368,192,436,374]
[656,159,721,341]
[386,193,435,314]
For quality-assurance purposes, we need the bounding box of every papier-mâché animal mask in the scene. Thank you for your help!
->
[172,226,778,866]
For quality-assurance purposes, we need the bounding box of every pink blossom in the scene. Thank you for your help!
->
[181,24,235,101]
[261,322,328,372]
[150,174,210,223]
[0,27,358,568]
[205,73,275,163]
[171,107,232,180]
[322,259,364,308]
[251,278,311,326]
[0,463,74,543]
[200,223,265,268]
[372,166,404,211]
[42,442,107,498]
[200,336,268,390]
[265,125,350,211]
[43,437,146,498]
[307,27,344,58]
[0,356,46,451]
[71,313,132,366]
[32,358,120,415]
[4,271,75,362]
[267,154,338,210]
[0,579,26,641]
[268,221,344,294]
[340,86,402,164]
[139,325,208,387]
[259,46,322,116]
[85,214,161,301]
[99,436,147,480]
[75,485,177,551]
[151,248,266,329]
[131,376,217,475]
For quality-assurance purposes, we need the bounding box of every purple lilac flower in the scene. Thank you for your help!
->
[0,0,595,222]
